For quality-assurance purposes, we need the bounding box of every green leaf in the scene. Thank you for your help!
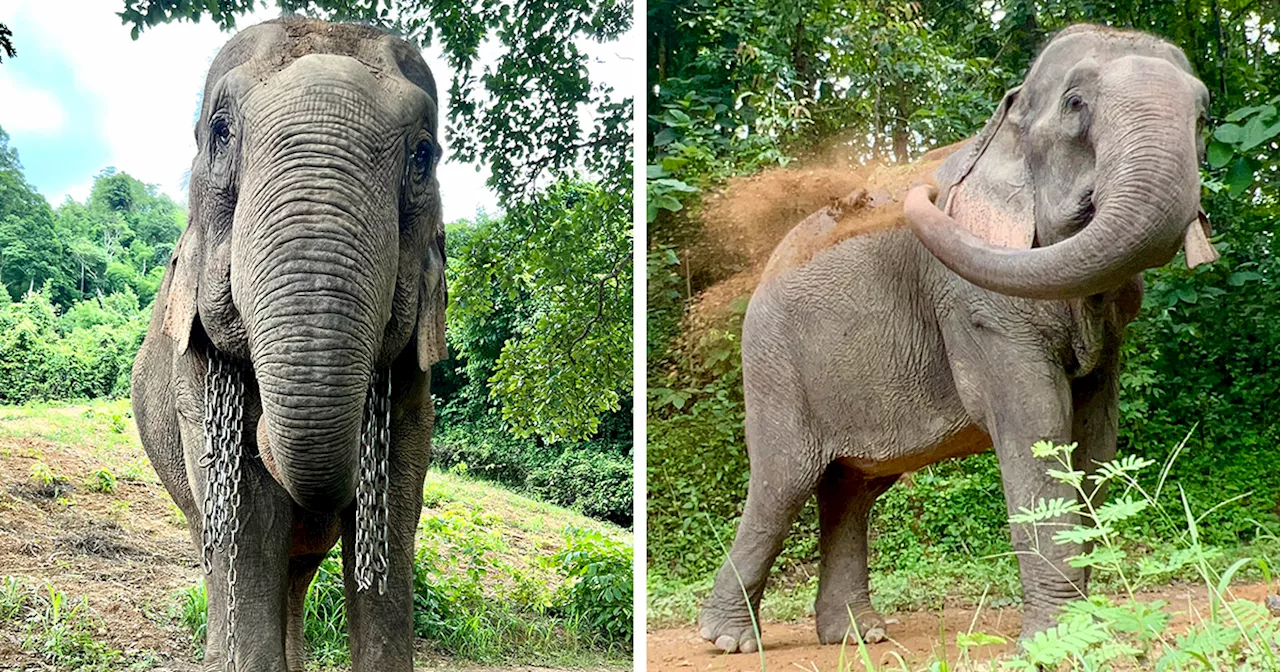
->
[1067,546,1127,568]
[654,128,678,147]
[1224,157,1254,195]
[646,164,668,179]
[1225,105,1266,122]
[1213,123,1244,144]
[1094,496,1149,524]
[956,631,1005,648]
[1053,524,1111,545]
[1206,140,1234,169]
[661,156,689,172]
[1228,271,1262,286]
[1239,111,1280,150]
[653,194,683,212]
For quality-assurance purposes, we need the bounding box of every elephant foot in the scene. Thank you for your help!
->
[698,601,762,654]
[816,603,887,645]
[1018,606,1061,644]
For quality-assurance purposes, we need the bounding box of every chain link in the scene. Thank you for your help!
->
[200,350,244,672]
[202,357,387,669]
[355,369,391,594]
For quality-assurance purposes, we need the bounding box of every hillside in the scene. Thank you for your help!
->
[0,400,630,671]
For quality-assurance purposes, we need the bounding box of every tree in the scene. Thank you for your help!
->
[450,183,631,442]
[0,127,68,303]
[0,22,15,63]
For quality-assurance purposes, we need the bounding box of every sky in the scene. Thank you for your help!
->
[0,0,636,222]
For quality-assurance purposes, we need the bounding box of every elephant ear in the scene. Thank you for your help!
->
[935,86,1035,250]
[161,224,203,354]
[415,227,448,371]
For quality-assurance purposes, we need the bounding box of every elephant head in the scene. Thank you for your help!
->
[905,24,1214,299]
[160,19,447,513]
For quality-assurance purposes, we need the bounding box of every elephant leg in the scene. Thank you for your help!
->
[342,370,431,672]
[985,368,1082,638]
[202,463,294,672]
[814,466,897,645]
[699,385,822,655]
[944,323,1082,640]
[341,471,423,671]
[285,553,325,672]
[1070,357,1120,587]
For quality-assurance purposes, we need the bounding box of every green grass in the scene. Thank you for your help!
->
[1,577,161,671]
[174,470,633,668]
[0,399,154,483]
[650,535,1280,631]
[0,400,631,670]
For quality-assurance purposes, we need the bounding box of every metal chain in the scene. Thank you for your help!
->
[199,350,244,672]
[355,369,391,594]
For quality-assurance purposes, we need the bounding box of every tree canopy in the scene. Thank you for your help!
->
[0,128,184,309]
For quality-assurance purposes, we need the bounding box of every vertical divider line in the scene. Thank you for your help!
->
[630,0,649,668]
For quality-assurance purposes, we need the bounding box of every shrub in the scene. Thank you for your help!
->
[0,290,146,404]
[527,449,632,527]
[433,415,633,528]
[554,527,633,646]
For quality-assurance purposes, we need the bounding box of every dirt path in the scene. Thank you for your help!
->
[647,583,1277,672]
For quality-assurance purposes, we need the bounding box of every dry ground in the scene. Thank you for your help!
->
[647,582,1278,672]
[0,401,625,671]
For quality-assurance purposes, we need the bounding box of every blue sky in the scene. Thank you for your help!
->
[0,0,635,221]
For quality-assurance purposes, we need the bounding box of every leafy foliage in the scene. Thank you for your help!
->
[553,527,633,646]
[0,290,147,404]
[1,578,158,671]
[447,187,631,443]
[435,211,632,525]
[997,442,1280,670]
[172,472,632,665]
[0,22,14,62]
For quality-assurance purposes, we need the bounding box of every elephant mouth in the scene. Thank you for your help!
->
[1069,189,1096,231]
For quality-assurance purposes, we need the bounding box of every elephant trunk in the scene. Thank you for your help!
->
[905,61,1201,300]
[245,207,395,513]
[232,100,399,513]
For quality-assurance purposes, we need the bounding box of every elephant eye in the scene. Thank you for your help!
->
[412,140,437,179]
[211,117,231,147]
[1064,93,1085,113]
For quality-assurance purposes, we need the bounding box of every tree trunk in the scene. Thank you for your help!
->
[893,82,910,164]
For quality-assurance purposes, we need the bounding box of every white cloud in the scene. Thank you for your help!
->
[0,0,274,200]
[0,77,66,133]
[51,178,94,206]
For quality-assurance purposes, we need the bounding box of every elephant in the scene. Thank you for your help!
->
[698,24,1216,653]
[130,18,447,672]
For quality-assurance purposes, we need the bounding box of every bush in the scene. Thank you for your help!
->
[554,527,633,646]
[433,413,634,528]
[0,289,146,404]
[527,450,632,527]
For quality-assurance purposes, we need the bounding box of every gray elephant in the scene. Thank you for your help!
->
[699,24,1216,653]
[131,18,446,672]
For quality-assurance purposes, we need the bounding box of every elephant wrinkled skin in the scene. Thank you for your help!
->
[699,24,1214,653]
[131,18,446,672]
